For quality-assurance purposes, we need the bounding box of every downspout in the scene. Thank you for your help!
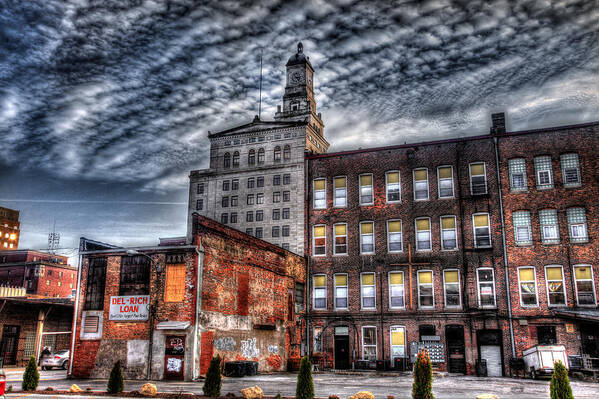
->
[493,136,516,358]
[68,245,84,377]
[305,153,311,358]
[192,243,204,380]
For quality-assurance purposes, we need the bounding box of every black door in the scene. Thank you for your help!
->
[446,325,466,374]
[0,325,20,365]
[334,335,350,370]
[581,323,599,358]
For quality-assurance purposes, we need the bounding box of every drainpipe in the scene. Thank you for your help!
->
[493,136,516,358]
[67,244,84,377]
[192,243,205,380]
[305,153,311,359]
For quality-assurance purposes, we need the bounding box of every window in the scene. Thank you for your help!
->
[534,155,553,189]
[232,151,239,167]
[230,212,237,223]
[313,275,326,309]
[274,146,281,162]
[222,180,230,191]
[538,209,559,244]
[245,228,253,236]
[255,227,263,238]
[248,149,256,165]
[119,256,150,296]
[545,266,566,306]
[574,265,596,306]
[257,148,265,164]
[272,209,280,220]
[249,137,256,143]
[247,194,254,205]
[282,243,290,250]
[313,179,326,208]
[437,166,454,198]
[257,176,264,187]
[469,163,487,195]
[282,225,290,237]
[197,183,204,194]
[196,199,203,211]
[273,192,281,203]
[283,174,291,185]
[283,191,290,202]
[334,176,347,207]
[440,216,457,250]
[386,171,401,202]
[313,226,326,256]
[561,153,581,187]
[246,211,253,222]
[513,211,532,245]
[418,271,434,308]
[283,145,291,160]
[473,213,491,248]
[361,273,376,309]
[413,169,429,200]
[334,223,347,255]
[508,158,527,191]
[390,326,406,360]
[255,210,263,221]
[387,220,402,252]
[362,326,377,360]
[220,213,228,224]
[223,152,231,168]
[256,193,264,204]
[537,326,557,345]
[221,196,229,207]
[273,175,281,185]
[443,270,460,307]
[359,174,374,205]
[272,226,280,237]
[360,222,375,254]
[313,326,323,352]
[84,257,106,310]
[282,208,290,219]
[231,179,239,190]
[165,264,186,302]
[415,218,431,251]
[247,178,255,188]
[334,274,348,309]
[389,272,405,308]
[477,268,496,307]
[518,267,538,306]
[231,196,238,206]
[567,207,588,243]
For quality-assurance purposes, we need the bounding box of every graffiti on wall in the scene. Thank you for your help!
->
[213,337,236,351]
[240,337,259,358]
[267,345,278,354]
[167,357,182,372]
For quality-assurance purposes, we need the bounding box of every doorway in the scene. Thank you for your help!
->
[334,327,350,370]
[164,335,185,380]
[581,323,599,357]
[446,325,466,374]
[0,325,20,366]
[477,329,503,377]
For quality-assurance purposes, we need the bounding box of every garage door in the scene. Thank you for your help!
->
[480,345,502,377]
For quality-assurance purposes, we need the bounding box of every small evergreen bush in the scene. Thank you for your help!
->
[296,356,314,399]
[550,360,574,399]
[203,355,222,398]
[412,349,434,399]
[107,360,124,394]
[22,356,40,391]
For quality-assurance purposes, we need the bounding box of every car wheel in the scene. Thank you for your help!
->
[62,360,69,370]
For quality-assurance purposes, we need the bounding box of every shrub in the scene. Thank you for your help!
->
[412,349,434,399]
[107,360,124,394]
[7,385,12,393]
[329,396,340,399]
[296,356,314,399]
[275,393,282,399]
[550,360,573,399]
[203,355,222,398]
[22,355,40,391]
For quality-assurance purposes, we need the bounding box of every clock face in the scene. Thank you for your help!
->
[290,70,304,85]
[307,75,313,87]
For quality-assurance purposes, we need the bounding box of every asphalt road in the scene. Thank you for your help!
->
[3,368,599,399]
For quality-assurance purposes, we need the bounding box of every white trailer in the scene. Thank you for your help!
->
[522,345,569,379]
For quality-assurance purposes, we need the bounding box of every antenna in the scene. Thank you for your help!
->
[258,48,263,119]
[48,219,60,254]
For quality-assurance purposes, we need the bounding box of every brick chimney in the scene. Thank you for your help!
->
[490,112,506,134]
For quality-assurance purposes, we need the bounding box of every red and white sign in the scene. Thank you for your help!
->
[109,295,150,321]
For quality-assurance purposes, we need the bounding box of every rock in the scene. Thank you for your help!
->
[476,395,499,399]
[348,392,375,399]
[69,384,83,393]
[240,386,263,399]
[141,383,158,397]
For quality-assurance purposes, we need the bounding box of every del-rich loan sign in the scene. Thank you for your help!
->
[109,295,150,321]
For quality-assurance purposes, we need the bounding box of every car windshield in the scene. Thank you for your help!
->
[54,350,69,355]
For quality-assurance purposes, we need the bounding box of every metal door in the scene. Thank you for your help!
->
[480,345,502,377]
[446,325,466,374]
[334,335,350,370]
[164,336,185,380]
[0,325,19,366]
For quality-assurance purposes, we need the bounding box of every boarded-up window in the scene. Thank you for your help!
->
[165,264,186,302]
[83,315,100,333]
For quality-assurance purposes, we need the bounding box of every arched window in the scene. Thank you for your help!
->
[274,146,282,162]
[232,151,240,167]
[223,152,231,168]
[248,149,256,165]
[283,145,291,160]
[258,148,265,164]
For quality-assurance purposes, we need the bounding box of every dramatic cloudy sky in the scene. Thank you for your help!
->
[1,0,598,261]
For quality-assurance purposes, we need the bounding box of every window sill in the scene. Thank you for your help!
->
[388,250,404,254]
[438,196,455,200]
[509,189,528,194]
[575,304,597,308]
[386,200,402,204]
[563,184,582,189]
[360,203,374,206]
[360,308,378,311]
[360,253,375,256]
[536,186,554,190]
[441,248,458,252]
[333,254,349,257]
[413,198,430,202]
[389,307,406,311]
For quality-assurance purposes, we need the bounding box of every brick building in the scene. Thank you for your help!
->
[0,206,20,250]
[0,250,78,298]
[71,215,305,381]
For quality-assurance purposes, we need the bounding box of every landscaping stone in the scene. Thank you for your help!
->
[69,385,82,393]
[241,386,264,399]
[141,383,158,397]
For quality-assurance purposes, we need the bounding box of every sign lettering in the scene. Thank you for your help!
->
[109,295,150,321]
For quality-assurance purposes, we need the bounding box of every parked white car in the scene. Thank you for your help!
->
[522,345,568,379]
[41,350,70,370]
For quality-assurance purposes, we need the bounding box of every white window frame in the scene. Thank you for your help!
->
[334,273,349,310]
[413,168,429,201]
[359,174,374,205]
[440,215,458,251]
[517,266,539,307]
[534,155,554,189]
[473,213,492,248]
[567,208,588,243]
[312,274,327,310]
[539,209,560,244]
[513,211,532,246]
[385,170,401,203]
[388,271,405,309]
[415,217,432,252]
[387,219,403,253]
[469,162,488,195]
[560,153,581,187]
[361,326,377,361]
[443,269,461,308]
[333,176,347,207]
[437,165,455,198]
[508,158,528,191]
[360,221,375,255]
[545,265,567,307]
[390,325,406,361]
[360,272,376,310]
[476,267,496,308]
[573,264,596,307]
[312,225,326,257]
[417,270,434,309]
[333,223,348,256]
[313,178,326,209]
